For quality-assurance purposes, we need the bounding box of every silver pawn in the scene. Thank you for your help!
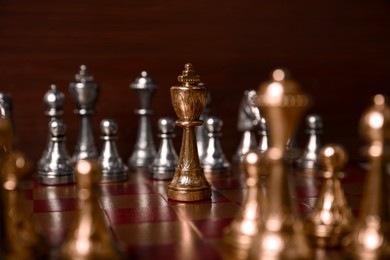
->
[150,117,178,180]
[297,114,323,169]
[69,65,99,163]
[257,117,269,153]
[98,119,128,183]
[39,85,65,169]
[128,71,157,170]
[0,92,15,133]
[201,116,231,176]
[232,90,258,164]
[38,119,74,185]
[196,89,211,159]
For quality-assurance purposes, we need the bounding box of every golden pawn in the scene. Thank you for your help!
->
[305,144,353,248]
[249,68,312,259]
[343,94,390,259]
[60,159,123,259]
[222,150,267,259]
[0,117,48,259]
[168,63,211,201]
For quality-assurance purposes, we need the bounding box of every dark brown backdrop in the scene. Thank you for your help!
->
[0,0,389,168]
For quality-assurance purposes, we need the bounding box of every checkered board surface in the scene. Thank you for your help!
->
[23,164,366,259]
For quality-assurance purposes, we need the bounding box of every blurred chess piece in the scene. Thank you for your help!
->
[0,92,15,134]
[297,114,323,170]
[38,84,65,169]
[60,159,123,259]
[249,68,312,259]
[233,90,258,164]
[168,63,211,201]
[0,117,48,259]
[38,119,74,185]
[305,144,353,247]
[343,94,390,259]
[69,65,99,163]
[150,117,178,180]
[128,71,157,170]
[98,119,128,183]
[196,89,211,159]
[222,151,266,259]
[201,116,231,177]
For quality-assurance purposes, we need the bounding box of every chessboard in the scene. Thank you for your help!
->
[23,162,366,259]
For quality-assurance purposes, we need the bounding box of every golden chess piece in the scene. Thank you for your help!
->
[249,68,312,259]
[60,159,123,260]
[222,150,267,260]
[343,94,390,259]
[305,144,353,248]
[0,118,48,259]
[168,63,212,201]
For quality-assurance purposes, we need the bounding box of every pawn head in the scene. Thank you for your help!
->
[319,144,348,175]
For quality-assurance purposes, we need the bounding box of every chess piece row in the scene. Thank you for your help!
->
[0,115,124,258]
[37,66,128,185]
[223,68,390,259]
[233,82,323,172]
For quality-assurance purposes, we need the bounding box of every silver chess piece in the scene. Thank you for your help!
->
[69,65,99,163]
[39,85,65,169]
[38,119,74,185]
[257,117,269,153]
[233,90,259,164]
[150,117,178,180]
[0,92,15,133]
[201,116,231,176]
[98,119,128,183]
[128,71,157,170]
[196,89,211,159]
[297,114,323,169]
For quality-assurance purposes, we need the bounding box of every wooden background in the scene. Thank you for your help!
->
[0,0,389,168]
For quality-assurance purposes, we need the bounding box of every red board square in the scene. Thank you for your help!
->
[106,206,179,225]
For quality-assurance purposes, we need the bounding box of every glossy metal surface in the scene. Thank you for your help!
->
[233,90,259,164]
[305,144,353,247]
[39,84,66,169]
[223,151,266,259]
[38,119,74,185]
[0,92,14,134]
[196,90,211,159]
[151,117,178,180]
[343,94,390,259]
[250,68,312,259]
[0,118,48,259]
[168,63,211,201]
[297,114,323,170]
[98,119,128,183]
[128,71,157,169]
[201,116,231,177]
[60,159,123,259]
[69,65,99,163]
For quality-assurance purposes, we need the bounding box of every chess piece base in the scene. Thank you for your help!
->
[150,167,174,180]
[100,171,128,183]
[167,187,211,201]
[38,172,74,185]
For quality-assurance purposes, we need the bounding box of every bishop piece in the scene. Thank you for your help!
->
[150,117,178,180]
[98,119,128,183]
[168,63,211,201]
[249,68,312,259]
[343,94,390,259]
[69,65,99,163]
[128,71,157,170]
[60,159,123,259]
